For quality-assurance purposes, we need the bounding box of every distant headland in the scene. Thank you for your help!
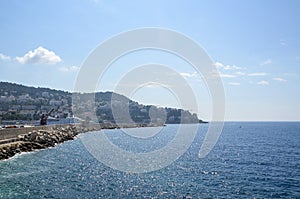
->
[0,81,207,126]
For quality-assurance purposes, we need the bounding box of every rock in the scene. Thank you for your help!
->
[0,124,105,160]
[18,134,25,140]
[29,132,38,141]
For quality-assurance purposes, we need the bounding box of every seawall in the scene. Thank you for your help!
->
[0,123,164,160]
[0,125,54,141]
[0,125,100,160]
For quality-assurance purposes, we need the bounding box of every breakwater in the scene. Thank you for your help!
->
[0,123,164,160]
[0,125,96,160]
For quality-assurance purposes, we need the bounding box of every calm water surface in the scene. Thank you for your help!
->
[0,122,299,198]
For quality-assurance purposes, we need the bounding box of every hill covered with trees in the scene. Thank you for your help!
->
[0,82,204,124]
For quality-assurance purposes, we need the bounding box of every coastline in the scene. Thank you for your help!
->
[0,123,163,160]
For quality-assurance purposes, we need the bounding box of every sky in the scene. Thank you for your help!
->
[0,0,300,121]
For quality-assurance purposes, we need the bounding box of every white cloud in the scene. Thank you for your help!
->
[248,72,267,76]
[211,70,236,78]
[180,72,198,78]
[213,61,246,79]
[228,82,240,86]
[280,39,286,46]
[260,59,272,66]
[59,65,80,72]
[219,73,236,78]
[224,65,243,70]
[214,62,223,68]
[143,82,167,88]
[257,80,269,85]
[16,46,61,64]
[235,71,246,76]
[215,62,243,70]
[0,53,11,61]
[273,77,287,82]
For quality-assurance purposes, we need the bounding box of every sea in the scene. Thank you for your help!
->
[0,122,299,198]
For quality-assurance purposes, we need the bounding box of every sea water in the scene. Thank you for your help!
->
[0,122,299,198]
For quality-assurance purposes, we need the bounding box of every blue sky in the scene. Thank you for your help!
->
[1,0,300,121]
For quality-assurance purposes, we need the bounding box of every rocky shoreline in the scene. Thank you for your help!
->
[0,125,92,160]
[0,123,164,160]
